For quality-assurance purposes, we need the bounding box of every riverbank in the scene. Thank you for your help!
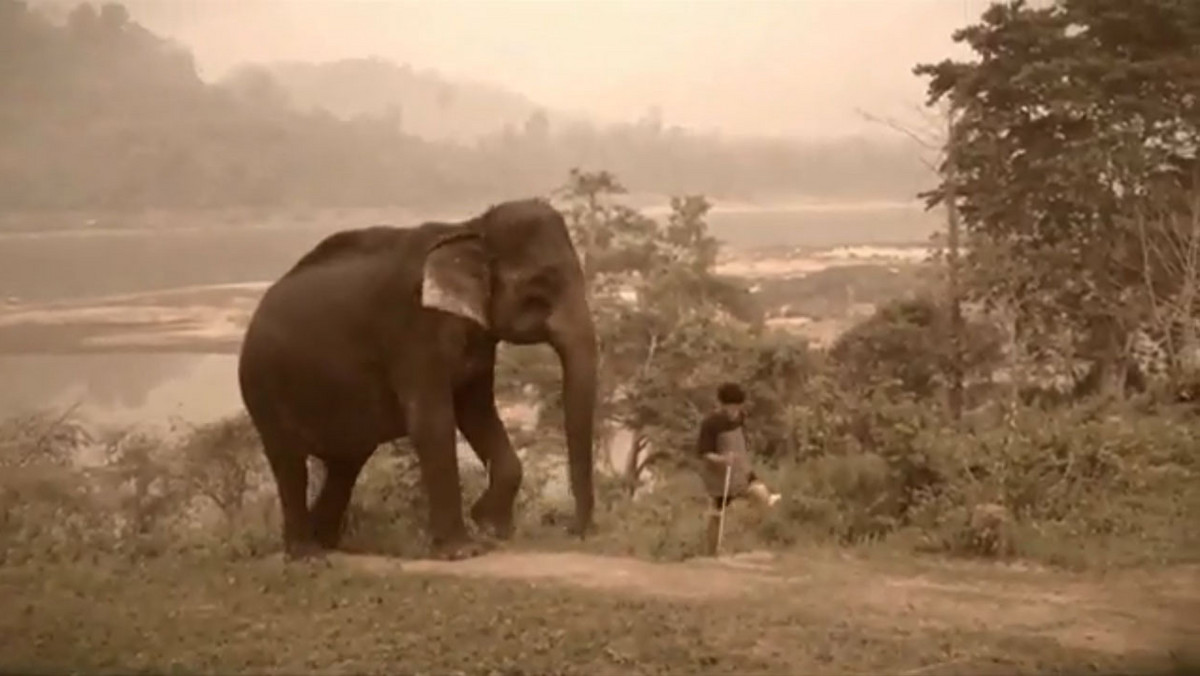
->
[0,243,929,355]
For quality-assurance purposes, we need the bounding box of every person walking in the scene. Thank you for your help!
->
[695,382,781,556]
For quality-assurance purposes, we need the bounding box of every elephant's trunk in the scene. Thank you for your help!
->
[548,294,597,536]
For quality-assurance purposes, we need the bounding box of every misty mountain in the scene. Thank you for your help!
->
[244,58,574,144]
[0,0,933,212]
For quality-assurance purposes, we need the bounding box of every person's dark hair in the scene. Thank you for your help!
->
[716,382,746,405]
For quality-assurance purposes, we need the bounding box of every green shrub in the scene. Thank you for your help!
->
[900,404,1200,566]
[2,396,1196,572]
[575,395,1199,569]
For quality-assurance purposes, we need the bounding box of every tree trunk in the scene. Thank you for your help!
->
[1173,182,1200,384]
[945,114,965,423]
[623,431,647,496]
[1074,319,1129,400]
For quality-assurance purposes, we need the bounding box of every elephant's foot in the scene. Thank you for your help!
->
[704,514,721,557]
[313,527,344,552]
[283,539,331,563]
[430,534,495,561]
[566,515,597,539]
[332,541,372,555]
[470,498,515,541]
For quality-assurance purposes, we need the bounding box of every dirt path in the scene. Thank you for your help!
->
[3,549,1195,674]
[333,549,1200,662]
[339,549,785,600]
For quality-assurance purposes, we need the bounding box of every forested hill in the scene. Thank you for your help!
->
[0,0,932,212]
[247,58,567,144]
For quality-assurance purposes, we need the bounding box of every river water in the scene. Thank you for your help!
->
[0,352,240,428]
[0,202,939,429]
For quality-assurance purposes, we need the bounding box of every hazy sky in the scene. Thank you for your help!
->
[104,0,989,139]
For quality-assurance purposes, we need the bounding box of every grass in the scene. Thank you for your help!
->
[2,549,1194,676]
[2,404,1196,674]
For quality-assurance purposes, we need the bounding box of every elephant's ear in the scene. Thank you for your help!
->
[421,233,491,329]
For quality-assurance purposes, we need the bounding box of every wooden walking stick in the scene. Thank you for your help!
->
[716,459,733,556]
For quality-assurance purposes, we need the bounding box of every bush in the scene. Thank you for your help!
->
[0,410,307,562]
[830,295,1004,401]
[565,391,1199,569]
[2,390,1197,572]
[903,405,1200,567]
[339,447,434,558]
[0,407,583,564]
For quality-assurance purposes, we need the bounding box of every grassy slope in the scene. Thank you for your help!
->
[3,547,1195,676]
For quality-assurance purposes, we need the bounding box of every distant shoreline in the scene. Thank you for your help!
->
[0,243,930,356]
[0,199,933,237]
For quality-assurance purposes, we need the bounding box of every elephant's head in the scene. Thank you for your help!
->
[420,199,596,535]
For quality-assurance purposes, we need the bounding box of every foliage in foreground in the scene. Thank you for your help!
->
[2,386,1196,572]
[5,0,1200,576]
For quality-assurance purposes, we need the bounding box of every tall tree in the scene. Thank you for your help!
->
[916,0,1200,397]
[857,102,966,420]
[500,169,760,494]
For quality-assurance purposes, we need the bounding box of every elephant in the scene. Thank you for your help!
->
[236,198,597,561]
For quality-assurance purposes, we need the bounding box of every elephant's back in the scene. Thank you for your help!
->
[239,229,419,405]
[238,262,407,447]
[237,221,452,439]
[283,225,408,278]
[249,226,422,332]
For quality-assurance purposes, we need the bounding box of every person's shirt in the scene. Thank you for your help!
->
[695,408,745,459]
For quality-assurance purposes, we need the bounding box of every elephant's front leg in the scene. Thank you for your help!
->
[455,371,522,540]
[406,387,493,561]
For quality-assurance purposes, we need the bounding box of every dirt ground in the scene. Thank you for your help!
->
[362,549,1200,663]
[3,547,1196,675]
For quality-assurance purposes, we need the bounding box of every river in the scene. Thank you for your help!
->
[0,201,939,429]
[0,352,240,428]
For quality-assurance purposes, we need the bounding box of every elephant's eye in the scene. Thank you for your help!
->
[526,268,562,295]
[520,294,553,317]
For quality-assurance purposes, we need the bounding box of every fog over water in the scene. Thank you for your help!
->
[6,0,986,428]
[0,353,240,426]
[98,0,987,139]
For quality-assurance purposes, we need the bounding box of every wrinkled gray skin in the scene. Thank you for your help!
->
[237,199,597,561]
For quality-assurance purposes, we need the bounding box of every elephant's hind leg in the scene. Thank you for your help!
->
[311,452,370,550]
[261,436,320,559]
